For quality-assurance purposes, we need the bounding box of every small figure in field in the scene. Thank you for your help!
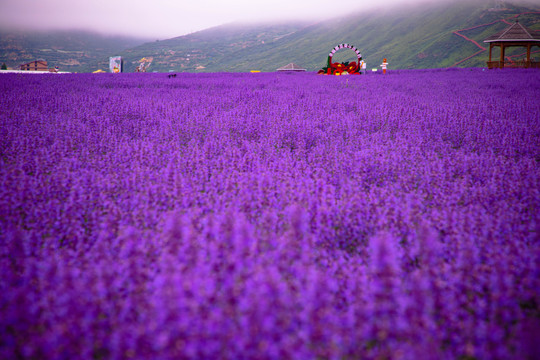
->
[168,74,177,79]
[380,58,388,74]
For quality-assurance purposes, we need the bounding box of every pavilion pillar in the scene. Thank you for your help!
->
[489,44,492,62]
[500,43,505,68]
[527,44,531,68]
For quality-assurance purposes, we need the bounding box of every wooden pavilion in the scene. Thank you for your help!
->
[276,63,306,72]
[484,20,540,69]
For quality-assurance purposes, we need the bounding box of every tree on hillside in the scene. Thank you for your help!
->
[1,63,7,70]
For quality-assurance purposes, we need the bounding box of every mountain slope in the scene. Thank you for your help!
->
[0,30,149,72]
[1,1,538,72]
[118,22,308,72]
[120,0,539,72]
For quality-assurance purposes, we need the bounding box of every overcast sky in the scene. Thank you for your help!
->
[0,0,451,39]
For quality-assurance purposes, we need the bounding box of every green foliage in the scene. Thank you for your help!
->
[121,1,539,72]
[0,30,149,73]
[1,1,538,72]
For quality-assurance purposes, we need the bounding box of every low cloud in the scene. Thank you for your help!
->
[0,0,519,38]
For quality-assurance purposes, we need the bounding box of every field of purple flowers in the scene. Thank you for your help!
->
[1,69,539,359]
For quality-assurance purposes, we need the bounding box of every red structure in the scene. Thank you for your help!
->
[318,43,363,75]
[380,58,388,74]
[484,20,540,69]
[20,59,48,71]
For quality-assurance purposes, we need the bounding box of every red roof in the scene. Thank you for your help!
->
[20,60,48,67]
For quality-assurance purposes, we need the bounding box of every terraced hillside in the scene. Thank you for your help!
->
[1,0,538,72]
[118,1,540,72]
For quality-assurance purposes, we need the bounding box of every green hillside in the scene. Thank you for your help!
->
[119,22,306,72]
[119,0,540,72]
[1,1,538,72]
[0,30,148,72]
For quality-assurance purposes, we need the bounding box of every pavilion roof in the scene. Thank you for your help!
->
[276,63,306,71]
[20,59,48,66]
[484,20,540,43]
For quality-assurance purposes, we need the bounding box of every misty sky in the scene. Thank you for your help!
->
[0,0,437,39]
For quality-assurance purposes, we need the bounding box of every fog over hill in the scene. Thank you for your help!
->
[118,0,540,72]
[1,0,538,72]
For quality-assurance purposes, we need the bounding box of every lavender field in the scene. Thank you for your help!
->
[1,69,539,359]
